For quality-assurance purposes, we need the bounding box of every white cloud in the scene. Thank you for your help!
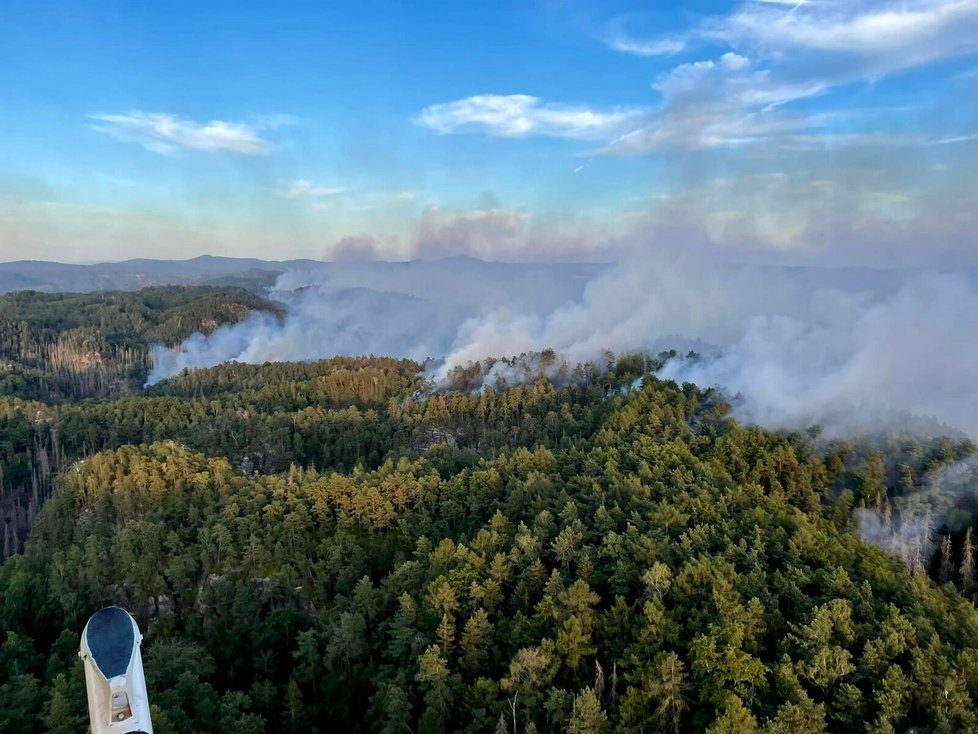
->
[585,0,978,154]
[416,94,644,140]
[602,13,687,56]
[929,132,978,145]
[598,21,978,158]
[653,53,826,109]
[606,34,686,57]
[603,52,828,154]
[718,52,752,72]
[417,2,978,155]
[89,111,272,155]
[274,180,346,199]
[708,0,978,76]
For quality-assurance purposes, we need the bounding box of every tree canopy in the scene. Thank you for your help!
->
[2,287,978,732]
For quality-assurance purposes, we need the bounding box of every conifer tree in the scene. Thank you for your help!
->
[962,527,976,597]
[939,534,953,584]
[41,673,86,734]
[568,688,607,734]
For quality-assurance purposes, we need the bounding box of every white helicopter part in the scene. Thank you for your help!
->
[79,606,154,734]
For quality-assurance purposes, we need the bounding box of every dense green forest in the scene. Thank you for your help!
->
[0,286,282,557]
[2,287,978,732]
[0,286,281,402]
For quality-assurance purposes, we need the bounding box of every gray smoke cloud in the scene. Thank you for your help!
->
[146,259,602,385]
[658,271,978,438]
[147,274,472,384]
[148,284,449,383]
[856,508,935,574]
[149,254,978,443]
[438,258,978,439]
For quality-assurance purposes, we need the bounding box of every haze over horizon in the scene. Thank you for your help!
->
[3,1,978,440]
[2,0,977,267]
[7,9,978,730]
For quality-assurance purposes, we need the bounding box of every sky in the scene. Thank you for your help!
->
[1,0,977,266]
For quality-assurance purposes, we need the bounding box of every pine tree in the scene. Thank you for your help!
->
[41,673,86,734]
[939,534,953,584]
[569,688,608,734]
[284,679,307,734]
[461,608,493,672]
[416,645,451,715]
[707,695,759,733]
[608,662,619,716]
[961,527,975,597]
[594,660,605,704]
[653,651,688,734]
[862,453,887,508]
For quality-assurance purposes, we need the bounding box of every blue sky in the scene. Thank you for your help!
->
[1,0,977,265]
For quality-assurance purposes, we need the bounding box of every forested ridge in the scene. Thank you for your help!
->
[0,286,281,403]
[2,289,978,732]
[0,286,282,557]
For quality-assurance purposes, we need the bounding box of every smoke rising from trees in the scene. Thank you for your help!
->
[658,271,978,438]
[856,457,978,576]
[150,257,978,441]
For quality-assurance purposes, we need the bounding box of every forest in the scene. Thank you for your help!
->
[2,286,978,733]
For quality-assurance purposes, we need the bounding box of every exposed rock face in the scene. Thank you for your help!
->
[413,425,458,453]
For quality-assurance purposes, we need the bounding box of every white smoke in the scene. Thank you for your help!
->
[856,457,978,571]
[439,258,978,438]
[149,254,978,442]
[148,280,453,384]
[146,259,600,385]
[435,258,810,380]
[856,508,934,573]
[659,272,978,437]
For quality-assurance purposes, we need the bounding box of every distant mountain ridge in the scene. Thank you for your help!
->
[0,255,609,295]
[0,255,291,293]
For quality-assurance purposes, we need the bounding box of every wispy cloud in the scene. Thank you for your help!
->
[603,53,828,154]
[274,180,346,199]
[607,36,686,57]
[929,132,978,145]
[490,1,978,156]
[416,94,644,140]
[601,13,687,57]
[88,111,273,155]
[708,0,978,76]
[390,190,420,201]
[600,0,978,156]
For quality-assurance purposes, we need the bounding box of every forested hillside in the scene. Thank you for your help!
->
[1,308,978,732]
[0,286,281,402]
[0,286,282,559]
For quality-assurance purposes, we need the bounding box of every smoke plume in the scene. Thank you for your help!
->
[856,457,978,573]
[148,282,451,384]
[150,256,978,442]
[658,271,978,438]
[440,258,978,439]
[147,259,600,385]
